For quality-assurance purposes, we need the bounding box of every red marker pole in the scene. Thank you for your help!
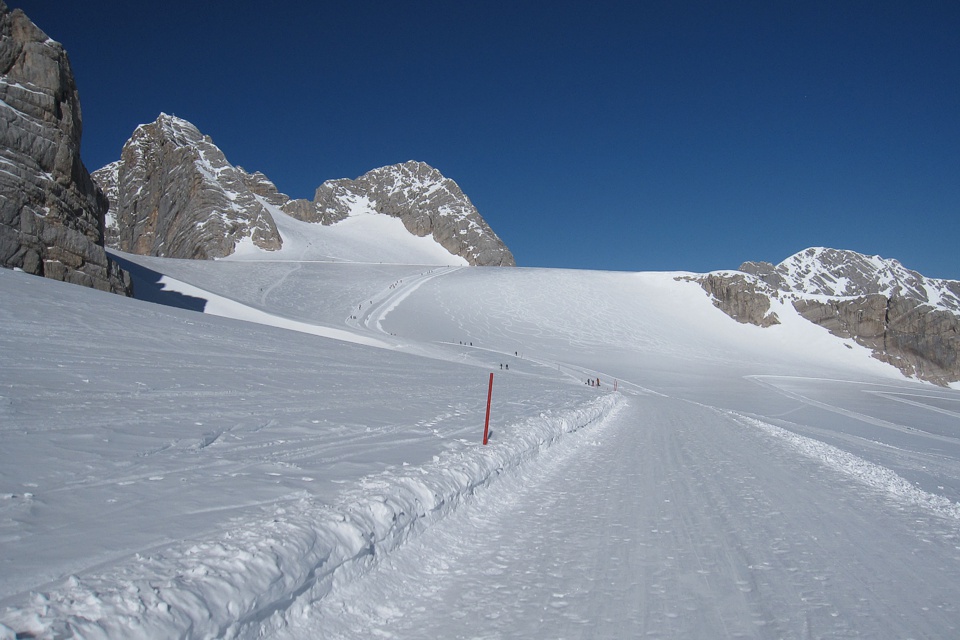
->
[482,372,494,445]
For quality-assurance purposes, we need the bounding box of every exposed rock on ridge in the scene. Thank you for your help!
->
[0,2,130,294]
[695,247,960,386]
[695,272,780,328]
[238,167,290,208]
[283,161,515,266]
[96,119,513,267]
[741,247,960,311]
[92,114,282,259]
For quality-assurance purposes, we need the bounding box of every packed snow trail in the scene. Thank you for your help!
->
[352,266,463,335]
[273,393,960,639]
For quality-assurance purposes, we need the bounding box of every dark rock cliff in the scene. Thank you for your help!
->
[0,2,130,294]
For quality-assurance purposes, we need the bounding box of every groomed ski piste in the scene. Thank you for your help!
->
[3,206,960,638]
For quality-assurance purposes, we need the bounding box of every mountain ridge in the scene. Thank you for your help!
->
[91,113,283,260]
[696,247,960,385]
[93,115,514,267]
[282,161,515,267]
[741,247,960,313]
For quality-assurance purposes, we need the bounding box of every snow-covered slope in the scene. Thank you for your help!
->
[2,253,960,637]
[226,197,469,266]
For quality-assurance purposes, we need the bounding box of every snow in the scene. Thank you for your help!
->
[153,274,394,349]
[226,199,468,266]
[2,232,960,637]
[771,247,960,313]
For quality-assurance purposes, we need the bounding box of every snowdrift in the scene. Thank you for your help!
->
[2,389,621,638]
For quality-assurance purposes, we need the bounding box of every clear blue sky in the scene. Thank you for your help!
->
[12,1,960,278]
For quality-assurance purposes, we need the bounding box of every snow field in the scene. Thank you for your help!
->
[1,386,621,638]
[228,200,468,267]
[3,228,960,638]
[274,393,960,639]
[733,411,960,520]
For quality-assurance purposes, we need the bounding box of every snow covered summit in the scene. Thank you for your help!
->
[743,247,960,313]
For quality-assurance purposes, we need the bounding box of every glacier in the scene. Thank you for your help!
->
[2,230,960,637]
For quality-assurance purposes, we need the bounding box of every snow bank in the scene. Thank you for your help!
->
[1,394,623,639]
[733,413,960,520]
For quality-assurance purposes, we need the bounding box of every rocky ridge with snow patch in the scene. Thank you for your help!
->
[697,247,960,385]
[92,114,283,259]
[282,161,515,267]
[0,2,130,294]
[96,117,514,266]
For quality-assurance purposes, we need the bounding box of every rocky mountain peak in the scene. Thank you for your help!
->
[93,114,283,259]
[96,117,514,267]
[742,247,960,314]
[698,247,960,386]
[0,1,130,294]
[284,160,515,266]
[237,166,289,208]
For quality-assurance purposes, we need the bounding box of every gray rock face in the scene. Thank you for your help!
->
[92,160,121,248]
[96,121,512,265]
[238,167,290,208]
[93,114,282,259]
[742,247,960,312]
[283,161,515,266]
[699,248,960,386]
[792,295,960,383]
[0,2,130,294]
[694,273,780,327]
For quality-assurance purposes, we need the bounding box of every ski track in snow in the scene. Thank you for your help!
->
[274,394,960,639]
[352,266,464,335]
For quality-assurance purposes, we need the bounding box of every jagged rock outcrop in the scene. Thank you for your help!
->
[92,114,282,259]
[696,248,960,386]
[696,272,780,327]
[0,2,130,294]
[791,295,959,383]
[283,161,515,266]
[95,123,513,266]
[91,160,121,248]
[741,248,960,311]
[238,167,290,208]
